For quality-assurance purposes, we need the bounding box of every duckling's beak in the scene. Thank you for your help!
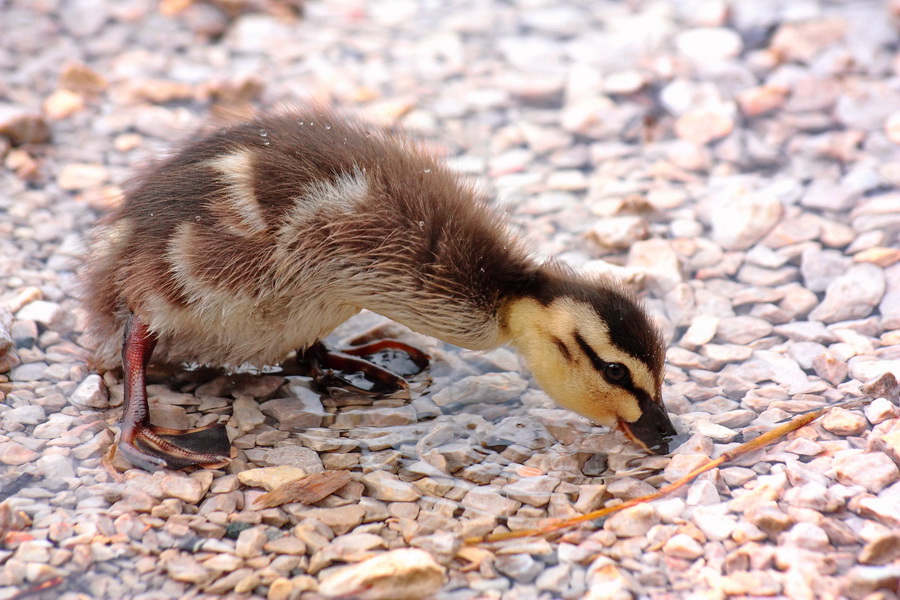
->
[618,397,676,454]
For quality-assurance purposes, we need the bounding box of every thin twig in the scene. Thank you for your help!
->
[466,398,874,545]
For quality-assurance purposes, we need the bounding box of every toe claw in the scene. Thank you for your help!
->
[117,437,168,472]
[120,422,231,471]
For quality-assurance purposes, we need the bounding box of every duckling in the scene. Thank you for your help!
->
[83,108,676,471]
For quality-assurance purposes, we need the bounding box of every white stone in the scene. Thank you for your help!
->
[4,404,45,425]
[878,263,900,329]
[461,485,520,517]
[604,504,659,537]
[15,300,62,327]
[70,374,109,409]
[801,245,852,293]
[750,350,822,395]
[261,381,326,428]
[235,526,268,558]
[9,362,48,382]
[781,522,831,551]
[160,472,209,504]
[676,27,743,62]
[36,454,75,479]
[686,479,721,505]
[831,451,899,494]
[587,216,648,250]
[821,407,867,436]
[715,316,773,345]
[231,397,265,432]
[865,398,899,424]
[361,470,420,502]
[691,505,736,541]
[14,540,52,562]
[502,475,560,508]
[262,446,323,472]
[431,372,528,407]
[318,549,445,600]
[710,190,783,251]
[663,533,704,559]
[238,466,309,491]
[628,239,683,293]
[495,553,543,583]
[680,315,718,349]
[809,264,886,324]
[321,533,384,562]
[694,420,737,442]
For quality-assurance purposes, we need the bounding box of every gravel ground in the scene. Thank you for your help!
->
[2,0,900,599]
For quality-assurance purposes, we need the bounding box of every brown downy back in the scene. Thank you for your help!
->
[82,108,541,367]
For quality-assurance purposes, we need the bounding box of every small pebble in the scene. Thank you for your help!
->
[495,554,543,583]
[831,452,900,494]
[160,472,211,504]
[862,372,900,402]
[361,470,420,502]
[431,372,528,407]
[680,315,719,349]
[235,526,269,559]
[291,505,365,536]
[260,388,325,428]
[676,27,743,62]
[809,264,886,324]
[663,533,704,560]
[691,505,736,541]
[5,404,46,425]
[604,504,659,538]
[231,397,265,432]
[821,407,867,437]
[812,351,849,386]
[781,522,832,552]
[318,549,445,600]
[57,163,110,190]
[264,535,308,556]
[461,485,521,517]
[675,105,736,146]
[0,441,39,466]
[70,374,109,409]
[587,217,649,250]
[502,475,560,508]
[865,398,899,425]
[165,555,212,585]
[238,466,309,491]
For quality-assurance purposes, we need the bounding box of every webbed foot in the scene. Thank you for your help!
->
[297,340,429,396]
[119,421,232,471]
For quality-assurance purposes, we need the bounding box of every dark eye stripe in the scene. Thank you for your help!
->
[574,331,605,373]
[551,336,572,361]
[573,330,634,388]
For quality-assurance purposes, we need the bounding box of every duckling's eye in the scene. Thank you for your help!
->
[573,332,633,385]
[604,362,628,383]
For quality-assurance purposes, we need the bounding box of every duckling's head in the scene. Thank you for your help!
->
[502,273,675,453]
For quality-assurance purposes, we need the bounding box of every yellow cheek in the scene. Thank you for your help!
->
[566,379,642,427]
[528,358,642,427]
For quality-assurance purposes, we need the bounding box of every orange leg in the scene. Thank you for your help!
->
[117,313,230,471]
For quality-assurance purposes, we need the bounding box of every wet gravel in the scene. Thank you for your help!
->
[1,0,900,599]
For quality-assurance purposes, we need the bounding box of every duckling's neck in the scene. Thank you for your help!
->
[359,256,543,352]
[498,292,570,369]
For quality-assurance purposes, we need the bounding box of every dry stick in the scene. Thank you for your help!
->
[465,397,875,546]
